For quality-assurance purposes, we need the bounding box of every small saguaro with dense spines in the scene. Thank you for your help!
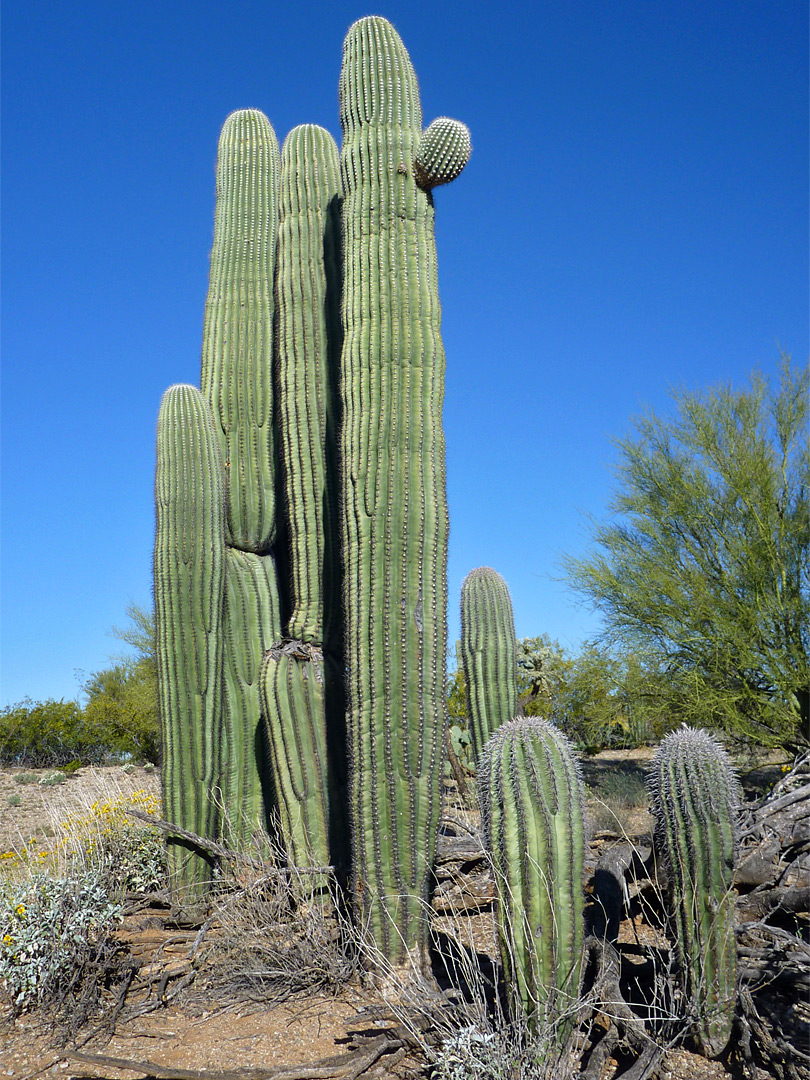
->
[478,718,586,1039]
[648,726,739,1058]
[338,14,470,966]
[461,567,518,760]
[154,384,226,912]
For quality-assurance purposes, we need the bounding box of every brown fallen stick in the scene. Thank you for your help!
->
[66,1034,398,1080]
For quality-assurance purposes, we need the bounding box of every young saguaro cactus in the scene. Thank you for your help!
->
[154,384,225,912]
[648,726,739,1058]
[338,15,470,966]
[478,718,586,1039]
[460,567,518,760]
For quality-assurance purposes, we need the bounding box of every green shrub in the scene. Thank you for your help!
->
[12,772,40,785]
[1,700,101,767]
[7,794,21,807]
[39,771,67,787]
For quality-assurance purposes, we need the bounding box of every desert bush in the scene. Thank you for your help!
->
[0,871,123,1014]
[0,699,99,767]
[39,771,67,787]
[13,771,40,785]
[51,788,166,897]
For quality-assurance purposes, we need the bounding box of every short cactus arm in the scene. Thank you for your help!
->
[154,384,225,911]
[649,726,739,1058]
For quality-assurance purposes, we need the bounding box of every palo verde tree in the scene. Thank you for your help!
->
[564,356,809,748]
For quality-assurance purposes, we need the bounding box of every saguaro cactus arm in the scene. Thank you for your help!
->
[460,566,518,760]
[154,384,225,912]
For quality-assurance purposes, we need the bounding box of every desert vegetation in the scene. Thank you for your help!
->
[1,13,807,1080]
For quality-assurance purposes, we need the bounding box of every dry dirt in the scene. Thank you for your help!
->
[0,754,767,1080]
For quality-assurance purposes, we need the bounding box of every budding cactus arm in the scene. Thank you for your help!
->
[154,384,225,912]
[649,726,739,1058]
[460,567,518,760]
[478,718,586,1039]
[338,14,470,967]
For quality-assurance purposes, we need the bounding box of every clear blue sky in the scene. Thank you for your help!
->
[2,1,807,707]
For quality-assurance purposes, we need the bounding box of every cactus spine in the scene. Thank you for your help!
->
[461,567,518,760]
[478,718,586,1037]
[338,15,470,965]
[154,384,225,911]
[648,726,739,1058]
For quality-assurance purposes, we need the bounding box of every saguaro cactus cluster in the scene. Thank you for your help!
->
[478,717,586,1038]
[648,726,739,1058]
[154,17,470,961]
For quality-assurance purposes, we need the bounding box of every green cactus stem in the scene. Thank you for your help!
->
[196,109,283,844]
[648,726,739,1058]
[461,567,518,761]
[154,384,225,912]
[221,548,281,842]
[260,642,331,871]
[338,15,469,967]
[201,108,280,554]
[276,124,342,647]
[478,718,586,1039]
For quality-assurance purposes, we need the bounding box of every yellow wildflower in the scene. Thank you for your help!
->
[14,904,25,917]
[2,934,12,945]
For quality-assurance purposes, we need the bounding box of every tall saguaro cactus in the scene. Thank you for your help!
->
[155,21,469,943]
[202,109,282,844]
[478,718,586,1038]
[648,726,739,1058]
[460,567,518,760]
[338,15,470,965]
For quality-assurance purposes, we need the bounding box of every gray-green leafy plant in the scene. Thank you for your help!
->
[0,872,122,1013]
[648,725,739,1058]
[478,718,586,1042]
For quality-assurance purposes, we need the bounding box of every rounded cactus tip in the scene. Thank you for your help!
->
[415,117,471,189]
